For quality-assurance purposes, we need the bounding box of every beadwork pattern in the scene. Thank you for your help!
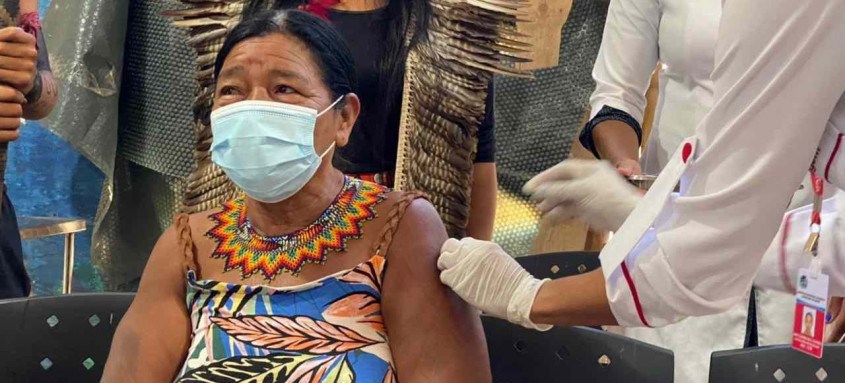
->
[207,177,386,279]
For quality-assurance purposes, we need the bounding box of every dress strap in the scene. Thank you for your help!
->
[370,191,427,257]
[174,213,199,275]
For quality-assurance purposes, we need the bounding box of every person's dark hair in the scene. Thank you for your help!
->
[214,9,357,106]
[243,0,431,127]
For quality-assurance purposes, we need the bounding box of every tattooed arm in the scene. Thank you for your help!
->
[101,227,192,383]
[22,29,57,120]
[22,70,57,120]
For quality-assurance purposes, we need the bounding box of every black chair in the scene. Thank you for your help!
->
[709,344,845,382]
[484,317,674,382]
[484,252,674,382]
[0,293,135,383]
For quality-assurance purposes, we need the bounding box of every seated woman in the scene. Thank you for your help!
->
[102,10,490,382]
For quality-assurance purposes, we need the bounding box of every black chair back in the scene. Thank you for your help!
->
[484,316,674,382]
[516,251,601,279]
[709,344,845,382]
[0,293,135,383]
[484,252,673,382]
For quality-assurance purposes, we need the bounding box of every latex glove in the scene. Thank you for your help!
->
[523,159,642,232]
[438,238,551,331]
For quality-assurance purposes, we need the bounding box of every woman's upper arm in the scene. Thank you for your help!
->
[102,227,191,382]
[589,0,661,122]
[383,199,491,382]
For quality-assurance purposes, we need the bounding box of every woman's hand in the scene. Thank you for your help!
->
[438,238,551,330]
[523,160,642,232]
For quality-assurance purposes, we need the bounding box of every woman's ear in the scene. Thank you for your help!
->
[335,93,361,147]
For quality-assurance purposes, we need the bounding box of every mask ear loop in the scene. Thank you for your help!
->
[315,95,345,158]
[319,142,336,159]
[316,95,345,117]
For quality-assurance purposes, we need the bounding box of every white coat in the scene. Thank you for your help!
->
[601,0,845,339]
[589,1,799,381]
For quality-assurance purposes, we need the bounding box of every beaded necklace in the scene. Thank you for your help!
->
[207,177,386,280]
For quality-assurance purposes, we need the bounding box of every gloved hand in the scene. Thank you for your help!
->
[523,159,642,232]
[438,238,552,331]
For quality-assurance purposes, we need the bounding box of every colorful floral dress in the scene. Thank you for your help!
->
[174,257,396,382]
[171,182,423,382]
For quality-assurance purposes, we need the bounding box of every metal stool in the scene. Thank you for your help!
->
[18,216,86,294]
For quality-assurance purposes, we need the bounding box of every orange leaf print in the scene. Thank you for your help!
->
[211,315,379,355]
[339,257,385,291]
[325,292,385,334]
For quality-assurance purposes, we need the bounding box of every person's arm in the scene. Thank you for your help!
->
[579,0,660,173]
[466,84,497,240]
[439,0,845,331]
[20,16,57,119]
[591,118,641,175]
[590,0,845,327]
[101,227,192,382]
[384,199,491,382]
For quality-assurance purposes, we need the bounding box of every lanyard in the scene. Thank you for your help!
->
[804,150,823,262]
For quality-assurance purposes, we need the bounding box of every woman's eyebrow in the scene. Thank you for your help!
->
[268,68,308,83]
[218,65,246,79]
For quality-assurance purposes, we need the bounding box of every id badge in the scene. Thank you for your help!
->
[792,268,829,358]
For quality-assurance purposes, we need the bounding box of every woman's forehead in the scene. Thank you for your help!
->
[221,34,318,77]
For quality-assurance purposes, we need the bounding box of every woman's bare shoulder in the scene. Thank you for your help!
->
[383,193,447,263]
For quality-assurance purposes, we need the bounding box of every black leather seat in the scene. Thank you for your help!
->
[709,344,845,382]
[484,252,674,382]
[0,293,135,383]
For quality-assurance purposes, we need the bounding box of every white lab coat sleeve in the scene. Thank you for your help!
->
[588,0,660,122]
[602,0,845,328]
[754,191,845,296]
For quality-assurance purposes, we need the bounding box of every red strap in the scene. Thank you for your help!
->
[810,172,823,225]
[17,12,40,47]
[301,0,340,20]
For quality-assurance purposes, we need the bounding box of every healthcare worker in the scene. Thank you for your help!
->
[438,0,845,340]
[577,0,810,381]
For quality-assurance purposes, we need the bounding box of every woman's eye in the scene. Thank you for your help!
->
[219,86,240,96]
[274,85,294,94]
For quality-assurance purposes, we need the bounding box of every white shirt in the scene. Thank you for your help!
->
[590,2,789,382]
[755,192,845,294]
[590,0,720,175]
[601,0,845,329]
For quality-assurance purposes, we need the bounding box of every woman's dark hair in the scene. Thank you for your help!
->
[214,9,357,104]
[243,0,431,127]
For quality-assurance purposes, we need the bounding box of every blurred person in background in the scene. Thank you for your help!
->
[0,0,58,299]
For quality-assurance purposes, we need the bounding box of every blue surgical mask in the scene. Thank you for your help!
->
[210,97,343,203]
